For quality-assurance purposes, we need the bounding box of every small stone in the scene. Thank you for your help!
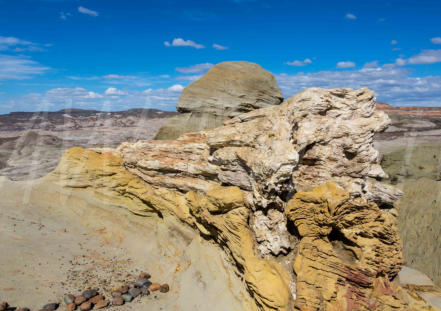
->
[88,295,104,305]
[0,302,8,311]
[128,287,141,298]
[119,285,129,294]
[64,294,76,305]
[148,283,161,292]
[93,300,108,310]
[139,272,151,279]
[79,302,92,311]
[141,287,150,296]
[81,290,98,300]
[66,303,76,311]
[135,278,151,288]
[160,284,170,293]
[111,291,121,298]
[111,297,124,306]
[43,303,60,311]
[121,294,133,303]
[74,296,86,306]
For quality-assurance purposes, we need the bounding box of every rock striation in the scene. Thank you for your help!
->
[154,61,283,139]
[46,86,439,311]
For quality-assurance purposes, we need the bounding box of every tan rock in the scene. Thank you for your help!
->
[286,182,406,311]
[79,302,92,311]
[93,300,108,309]
[148,283,161,292]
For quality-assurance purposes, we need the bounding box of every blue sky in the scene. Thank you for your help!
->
[0,0,441,113]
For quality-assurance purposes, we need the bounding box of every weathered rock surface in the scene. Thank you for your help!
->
[286,182,405,310]
[155,61,283,140]
[43,86,440,311]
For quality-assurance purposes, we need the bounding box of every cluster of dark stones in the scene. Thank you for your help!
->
[0,272,169,311]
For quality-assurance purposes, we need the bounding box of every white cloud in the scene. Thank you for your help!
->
[176,63,213,74]
[0,54,49,79]
[60,12,72,20]
[213,43,228,50]
[102,74,136,80]
[336,61,356,68]
[407,49,441,65]
[176,75,202,81]
[104,87,128,96]
[167,84,184,92]
[345,13,357,20]
[78,6,99,17]
[391,40,398,45]
[0,36,45,52]
[7,86,184,112]
[164,38,205,49]
[286,58,312,67]
[430,37,441,44]
[363,61,379,68]
[276,64,441,106]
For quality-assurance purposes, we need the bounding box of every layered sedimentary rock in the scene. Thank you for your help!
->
[46,86,439,311]
[155,61,283,139]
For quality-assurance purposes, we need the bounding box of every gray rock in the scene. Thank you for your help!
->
[81,290,97,300]
[141,287,150,296]
[64,294,75,305]
[42,303,59,311]
[128,287,141,298]
[135,277,152,288]
[121,294,133,303]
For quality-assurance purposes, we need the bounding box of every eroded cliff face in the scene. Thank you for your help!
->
[45,87,438,311]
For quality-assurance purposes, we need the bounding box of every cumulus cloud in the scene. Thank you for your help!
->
[403,49,441,65]
[78,6,99,17]
[391,40,398,45]
[363,61,379,68]
[0,54,49,79]
[276,64,441,106]
[167,84,184,92]
[345,13,357,20]
[7,86,184,112]
[286,58,312,67]
[431,37,441,44]
[104,87,128,96]
[212,43,228,50]
[175,63,213,74]
[164,38,205,49]
[336,61,356,68]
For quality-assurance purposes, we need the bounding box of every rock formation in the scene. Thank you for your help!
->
[46,85,440,310]
[154,61,283,139]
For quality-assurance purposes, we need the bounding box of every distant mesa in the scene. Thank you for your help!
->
[155,61,283,140]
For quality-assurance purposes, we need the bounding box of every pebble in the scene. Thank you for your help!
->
[88,295,104,305]
[135,278,151,288]
[121,294,133,303]
[65,303,76,311]
[119,285,129,294]
[160,284,170,293]
[141,287,150,296]
[139,272,151,279]
[148,283,161,292]
[0,302,8,311]
[128,287,141,298]
[74,296,86,306]
[81,290,98,300]
[93,300,108,310]
[111,291,122,298]
[111,297,124,306]
[42,303,60,311]
[64,294,76,305]
[79,302,92,311]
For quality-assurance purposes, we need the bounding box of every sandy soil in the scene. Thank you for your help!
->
[0,177,252,311]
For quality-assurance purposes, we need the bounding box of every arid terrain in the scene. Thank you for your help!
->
[1,66,440,311]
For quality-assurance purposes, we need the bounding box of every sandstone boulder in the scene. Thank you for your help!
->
[155,61,283,139]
